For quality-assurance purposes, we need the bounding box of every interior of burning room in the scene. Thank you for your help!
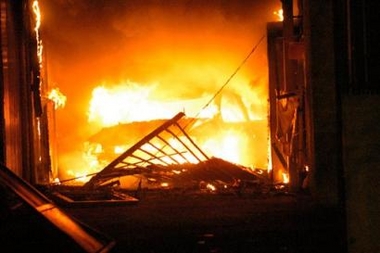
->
[38,0,285,189]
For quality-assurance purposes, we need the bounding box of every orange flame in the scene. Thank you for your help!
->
[87,81,221,126]
[32,1,43,67]
[85,81,268,172]
[45,4,275,183]
[48,88,67,109]
[273,9,284,22]
[282,172,289,184]
[206,183,217,191]
[160,182,170,188]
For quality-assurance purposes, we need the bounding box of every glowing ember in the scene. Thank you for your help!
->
[160,182,169,188]
[172,170,181,175]
[52,177,61,185]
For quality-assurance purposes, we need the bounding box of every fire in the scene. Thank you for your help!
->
[66,170,91,183]
[88,82,159,126]
[32,1,43,67]
[114,145,127,154]
[160,182,170,188]
[39,1,275,184]
[202,131,241,164]
[48,88,67,109]
[84,81,268,173]
[88,81,267,122]
[282,172,289,184]
[206,183,217,192]
[167,137,200,164]
[273,9,284,21]
[88,81,221,127]
[52,177,61,185]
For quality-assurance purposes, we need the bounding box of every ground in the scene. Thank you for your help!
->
[62,190,347,253]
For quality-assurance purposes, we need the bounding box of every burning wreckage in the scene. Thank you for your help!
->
[49,112,271,206]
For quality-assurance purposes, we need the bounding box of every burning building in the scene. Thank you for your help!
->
[2,0,380,252]
[38,0,279,187]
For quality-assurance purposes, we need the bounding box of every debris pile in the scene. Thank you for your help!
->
[50,112,272,205]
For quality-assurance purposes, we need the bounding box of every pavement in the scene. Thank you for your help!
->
[63,190,347,253]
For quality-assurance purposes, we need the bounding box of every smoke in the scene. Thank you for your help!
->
[39,0,281,169]
[41,0,280,82]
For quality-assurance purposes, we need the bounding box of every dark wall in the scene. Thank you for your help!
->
[304,0,380,251]
[304,0,341,205]
[0,0,32,177]
[342,95,380,252]
[0,0,50,183]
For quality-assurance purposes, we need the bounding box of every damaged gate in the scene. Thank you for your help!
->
[50,112,269,206]
[83,112,210,189]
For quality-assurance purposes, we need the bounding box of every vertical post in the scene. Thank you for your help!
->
[282,0,300,192]
[282,0,294,92]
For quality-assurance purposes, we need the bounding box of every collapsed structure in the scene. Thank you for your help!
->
[83,112,209,190]
[49,112,270,205]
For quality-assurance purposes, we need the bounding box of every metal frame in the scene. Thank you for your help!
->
[83,112,209,189]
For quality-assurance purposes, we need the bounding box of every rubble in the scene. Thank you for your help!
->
[51,112,272,205]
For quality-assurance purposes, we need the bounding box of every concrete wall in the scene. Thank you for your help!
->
[305,0,380,251]
[342,95,380,253]
[304,0,341,205]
